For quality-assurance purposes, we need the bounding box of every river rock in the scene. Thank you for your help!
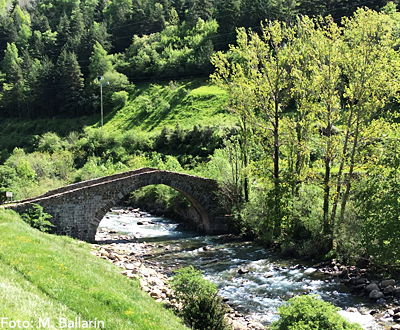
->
[394,313,400,322]
[384,285,395,295]
[100,250,109,257]
[127,273,140,279]
[381,279,396,288]
[365,283,380,293]
[141,285,151,292]
[394,289,400,299]
[369,290,384,300]
[140,267,158,277]
[238,268,249,274]
[150,288,163,299]
[161,286,170,295]
[148,277,164,287]
[376,298,386,304]
[391,325,400,330]
[227,318,248,330]
[125,263,138,271]
[248,321,265,330]
[355,277,368,285]
[304,267,317,275]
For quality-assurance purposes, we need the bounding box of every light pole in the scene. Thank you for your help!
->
[94,75,109,130]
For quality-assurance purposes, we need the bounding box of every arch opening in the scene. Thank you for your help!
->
[91,183,212,240]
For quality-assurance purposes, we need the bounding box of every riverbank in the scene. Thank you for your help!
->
[91,229,266,330]
[96,207,400,330]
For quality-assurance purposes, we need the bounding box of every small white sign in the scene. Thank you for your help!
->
[5,191,12,198]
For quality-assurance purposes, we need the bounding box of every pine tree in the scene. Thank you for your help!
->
[11,5,32,50]
[88,41,113,82]
[56,50,84,117]
[2,42,23,117]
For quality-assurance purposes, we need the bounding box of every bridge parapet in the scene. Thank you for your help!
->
[20,167,157,203]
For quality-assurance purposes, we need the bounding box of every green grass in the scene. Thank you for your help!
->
[0,209,187,330]
[103,80,235,134]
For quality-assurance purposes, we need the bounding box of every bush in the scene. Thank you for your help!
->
[170,266,229,330]
[22,203,55,233]
[271,295,362,330]
[111,91,128,109]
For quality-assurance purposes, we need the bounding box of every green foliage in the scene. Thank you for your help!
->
[355,125,400,267]
[88,41,113,82]
[153,124,225,167]
[170,266,229,330]
[74,157,128,182]
[211,8,400,263]
[122,18,218,81]
[37,132,64,153]
[21,203,55,233]
[272,295,362,330]
[129,184,188,215]
[111,90,128,109]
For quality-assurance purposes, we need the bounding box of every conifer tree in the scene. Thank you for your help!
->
[56,50,84,117]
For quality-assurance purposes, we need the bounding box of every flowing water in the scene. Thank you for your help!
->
[98,209,391,330]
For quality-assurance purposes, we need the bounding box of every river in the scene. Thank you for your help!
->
[98,208,391,330]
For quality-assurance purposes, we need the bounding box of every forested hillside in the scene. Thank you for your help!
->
[0,0,396,120]
[2,0,400,272]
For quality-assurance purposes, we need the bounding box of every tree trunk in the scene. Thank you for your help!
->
[273,98,281,237]
[323,120,332,236]
[339,109,361,223]
[330,105,354,227]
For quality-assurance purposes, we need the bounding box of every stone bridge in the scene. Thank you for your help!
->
[7,168,230,242]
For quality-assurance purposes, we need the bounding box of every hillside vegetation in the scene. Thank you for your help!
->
[0,208,188,330]
[0,79,233,153]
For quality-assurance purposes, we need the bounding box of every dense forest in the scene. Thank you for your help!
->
[0,0,397,119]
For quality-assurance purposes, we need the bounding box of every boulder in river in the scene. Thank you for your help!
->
[380,279,396,288]
[369,289,384,300]
[365,283,379,293]
[384,285,395,295]
[394,288,400,298]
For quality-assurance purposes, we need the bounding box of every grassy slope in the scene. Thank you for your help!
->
[0,209,187,330]
[103,80,233,134]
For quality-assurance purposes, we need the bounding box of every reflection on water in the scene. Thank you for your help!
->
[98,209,387,329]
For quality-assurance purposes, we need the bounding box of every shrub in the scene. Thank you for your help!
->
[271,294,362,330]
[111,91,128,109]
[37,132,63,153]
[22,203,55,233]
[170,266,229,330]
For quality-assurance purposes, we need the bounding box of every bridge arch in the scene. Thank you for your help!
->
[9,168,229,242]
